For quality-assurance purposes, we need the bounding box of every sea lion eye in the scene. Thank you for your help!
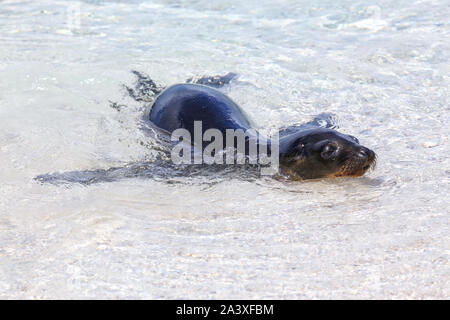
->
[349,135,359,143]
[289,141,305,156]
[320,143,338,160]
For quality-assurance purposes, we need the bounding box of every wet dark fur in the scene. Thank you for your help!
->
[279,128,376,179]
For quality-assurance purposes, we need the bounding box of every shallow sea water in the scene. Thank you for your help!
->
[0,0,449,299]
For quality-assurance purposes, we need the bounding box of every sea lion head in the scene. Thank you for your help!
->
[279,128,376,180]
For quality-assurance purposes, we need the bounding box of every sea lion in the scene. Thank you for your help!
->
[35,72,376,185]
[149,81,376,180]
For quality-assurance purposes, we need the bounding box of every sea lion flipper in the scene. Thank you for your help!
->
[34,166,133,185]
[309,112,339,129]
[186,72,238,88]
[34,160,183,186]
[124,70,165,103]
[278,113,339,137]
[34,163,155,186]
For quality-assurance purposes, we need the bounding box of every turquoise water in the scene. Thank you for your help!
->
[0,0,448,298]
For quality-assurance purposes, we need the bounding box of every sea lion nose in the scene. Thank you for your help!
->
[357,147,369,159]
[357,147,375,161]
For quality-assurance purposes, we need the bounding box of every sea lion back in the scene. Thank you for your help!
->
[149,84,252,135]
